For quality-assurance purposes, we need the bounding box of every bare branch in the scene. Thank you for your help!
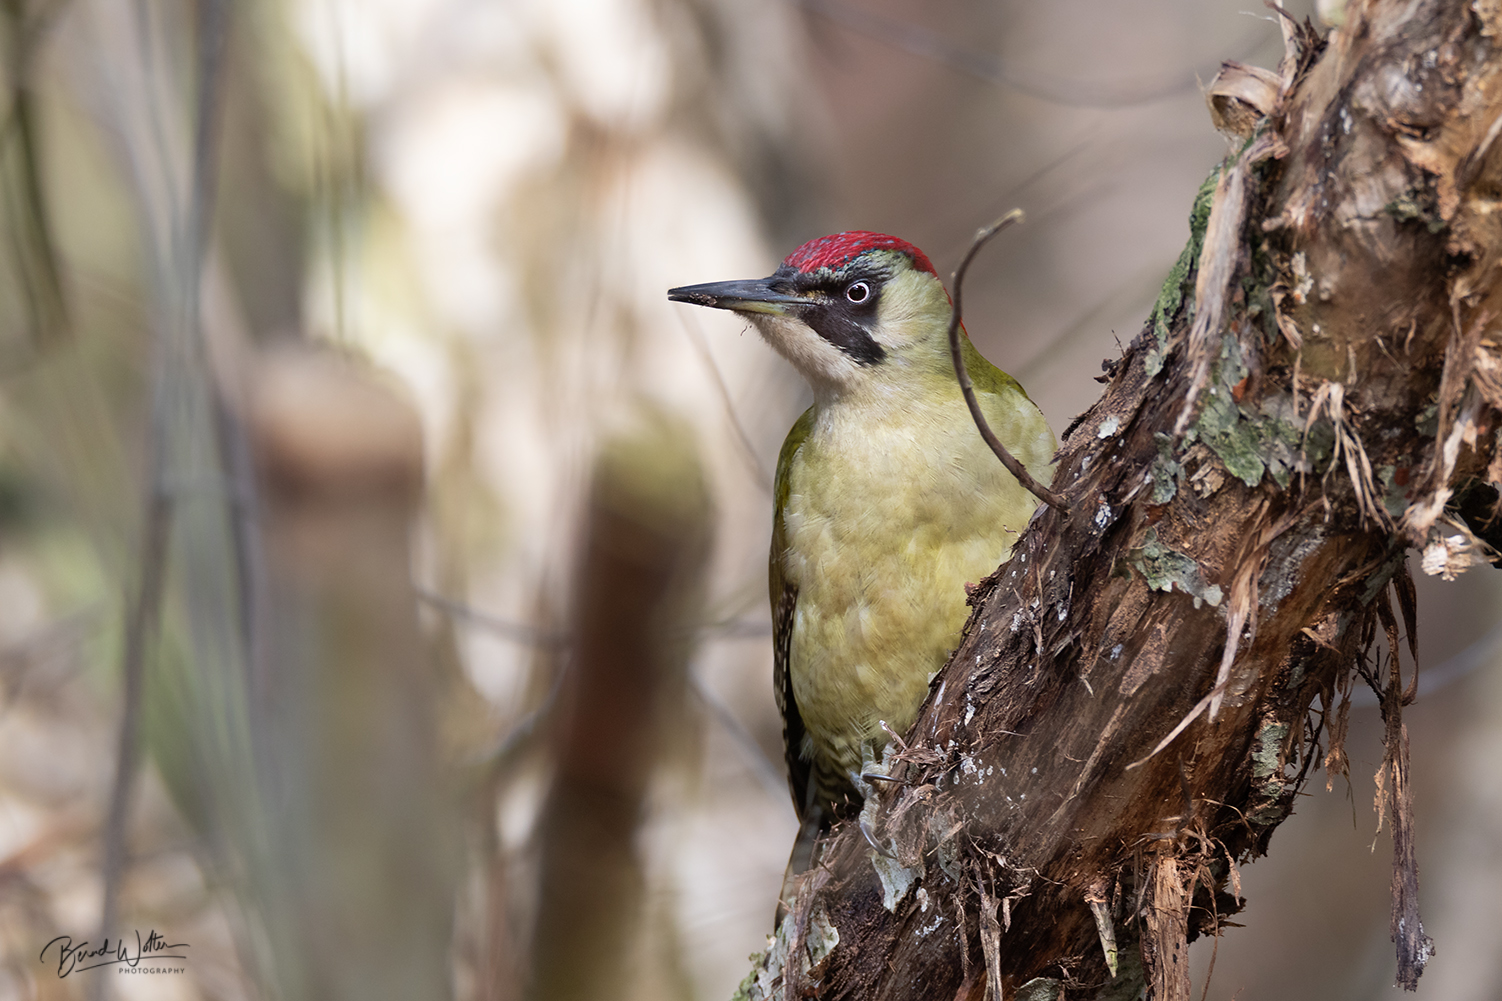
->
[93,6,232,997]
[947,209,1070,513]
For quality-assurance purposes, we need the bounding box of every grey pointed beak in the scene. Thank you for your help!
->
[667,278,807,316]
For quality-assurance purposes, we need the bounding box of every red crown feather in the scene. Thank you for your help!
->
[782,231,938,278]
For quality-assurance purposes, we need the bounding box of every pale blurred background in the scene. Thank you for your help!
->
[0,0,1498,999]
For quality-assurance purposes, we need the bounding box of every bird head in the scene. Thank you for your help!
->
[668,231,954,396]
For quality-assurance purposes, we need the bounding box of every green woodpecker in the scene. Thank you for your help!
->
[668,231,1054,884]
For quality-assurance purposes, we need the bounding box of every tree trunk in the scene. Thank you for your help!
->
[745,3,1502,998]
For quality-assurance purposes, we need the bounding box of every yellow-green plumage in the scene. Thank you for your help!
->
[772,331,1053,820]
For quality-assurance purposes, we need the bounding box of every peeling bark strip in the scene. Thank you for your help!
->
[1141,860,1190,1001]
[1377,573,1434,990]
[738,4,1502,999]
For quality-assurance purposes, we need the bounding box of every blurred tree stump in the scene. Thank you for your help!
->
[749,3,1502,999]
[250,347,455,1001]
[528,405,712,1001]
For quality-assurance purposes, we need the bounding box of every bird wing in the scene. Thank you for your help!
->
[961,330,1028,401]
[963,333,1057,480]
[771,406,815,821]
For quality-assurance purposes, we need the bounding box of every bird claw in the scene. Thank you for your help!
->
[859,817,896,859]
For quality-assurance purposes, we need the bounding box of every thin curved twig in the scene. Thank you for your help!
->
[416,585,772,644]
[473,663,568,772]
[677,309,774,494]
[415,585,570,648]
[688,671,787,801]
[947,210,1071,512]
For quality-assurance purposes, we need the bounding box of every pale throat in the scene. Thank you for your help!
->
[746,313,863,395]
[747,314,950,408]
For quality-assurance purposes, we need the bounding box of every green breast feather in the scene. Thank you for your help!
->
[770,357,1053,823]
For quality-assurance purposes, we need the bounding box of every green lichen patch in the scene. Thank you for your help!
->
[808,905,840,967]
[1017,978,1067,1001]
[1192,335,1265,488]
[1255,393,1321,490]
[1128,528,1224,608]
[1285,659,1305,690]
[1385,191,1447,233]
[731,953,766,1001]
[740,903,841,1001]
[1258,420,1306,489]
[1250,720,1289,781]
[1415,399,1439,437]
[1378,462,1412,520]
[872,852,919,912]
[1360,551,1407,606]
[1188,339,1336,491]
[929,810,963,882]
[1242,245,1281,345]
[1149,432,1182,505]
[1246,718,1292,826]
[1147,168,1220,377]
[1302,413,1337,473]
[1195,330,1279,486]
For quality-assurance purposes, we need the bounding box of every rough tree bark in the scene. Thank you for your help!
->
[741,3,1502,999]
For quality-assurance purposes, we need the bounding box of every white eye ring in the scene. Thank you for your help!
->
[845,281,871,304]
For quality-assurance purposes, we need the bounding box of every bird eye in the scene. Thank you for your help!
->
[845,281,871,304]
